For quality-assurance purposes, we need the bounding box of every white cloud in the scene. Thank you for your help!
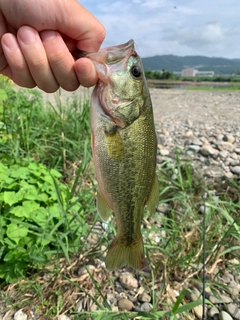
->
[79,0,240,58]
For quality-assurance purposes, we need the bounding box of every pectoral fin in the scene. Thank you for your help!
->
[97,191,112,221]
[147,174,159,215]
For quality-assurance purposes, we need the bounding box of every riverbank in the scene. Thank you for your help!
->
[147,79,240,90]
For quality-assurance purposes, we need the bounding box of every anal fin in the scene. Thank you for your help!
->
[147,174,159,215]
[97,190,112,221]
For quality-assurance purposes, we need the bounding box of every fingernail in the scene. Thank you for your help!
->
[18,27,37,44]
[2,34,19,50]
[40,30,58,42]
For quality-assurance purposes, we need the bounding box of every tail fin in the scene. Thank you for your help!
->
[105,236,145,270]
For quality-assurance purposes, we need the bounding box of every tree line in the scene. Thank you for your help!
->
[144,69,240,82]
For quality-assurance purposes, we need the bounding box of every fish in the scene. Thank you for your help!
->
[86,39,158,270]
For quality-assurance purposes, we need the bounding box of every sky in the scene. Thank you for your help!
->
[79,0,240,59]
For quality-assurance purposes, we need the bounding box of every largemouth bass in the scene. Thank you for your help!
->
[87,40,158,270]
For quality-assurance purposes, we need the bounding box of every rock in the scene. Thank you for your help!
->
[149,231,161,244]
[223,134,235,143]
[90,302,98,311]
[226,303,240,319]
[157,203,170,214]
[228,258,240,266]
[186,287,201,301]
[218,141,234,152]
[208,306,219,317]
[159,148,170,156]
[115,281,124,292]
[106,293,115,304]
[220,311,233,320]
[230,166,240,175]
[229,159,239,166]
[78,265,95,276]
[158,134,167,145]
[231,152,238,160]
[14,310,28,320]
[187,145,200,152]
[192,138,203,146]
[219,150,228,158]
[199,204,211,215]
[59,316,71,320]
[138,291,151,303]
[140,302,153,312]
[209,293,233,304]
[186,119,193,127]
[193,305,204,319]
[118,299,134,311]
[200,145,219,157]
[228,281,240,296]
[119,272,138,290]
[225,172,234,179]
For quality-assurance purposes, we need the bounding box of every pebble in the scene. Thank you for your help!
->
[199,204,211,215]
[187,144,200,152]
[14,310,27,320]
[219,150,229,158]
[208,306,219,317]
[138,291,151,302]
[159,148,170,156]
[226,303,240,319]
[225,171,234,179]
[118,298,134,311]
[209,294,233,304]
[220,311,234,320]
[186,287,201,301]
[119,272,138,290]
[218,141,234,152]
[193,305,204,319]
[230,166,240,175]
[200,145,219,157]
[140,302,153,312]
[157,203,170,214]
[78,264,95,276]
[223,134,235,143]
[59,316,71,320]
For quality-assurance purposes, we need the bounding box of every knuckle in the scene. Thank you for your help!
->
[47,49,66,66]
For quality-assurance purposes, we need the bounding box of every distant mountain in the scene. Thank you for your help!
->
[141,55,240,75]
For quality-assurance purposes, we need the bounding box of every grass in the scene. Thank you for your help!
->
[0,84,239,319]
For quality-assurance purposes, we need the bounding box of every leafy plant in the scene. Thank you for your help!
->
[0,158,93,283]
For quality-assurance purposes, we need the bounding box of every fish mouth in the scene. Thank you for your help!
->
[86,40,136,66]
[75,39,135,60]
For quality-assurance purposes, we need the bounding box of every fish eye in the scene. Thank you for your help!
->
[131,65,142,78]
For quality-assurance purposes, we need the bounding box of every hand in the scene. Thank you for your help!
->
[0,0,105,92]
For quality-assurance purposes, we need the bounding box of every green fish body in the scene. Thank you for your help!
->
[87,40,158,270]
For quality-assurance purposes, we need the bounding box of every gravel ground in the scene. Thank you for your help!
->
[151,89,240,181]
[1,88,240,320]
